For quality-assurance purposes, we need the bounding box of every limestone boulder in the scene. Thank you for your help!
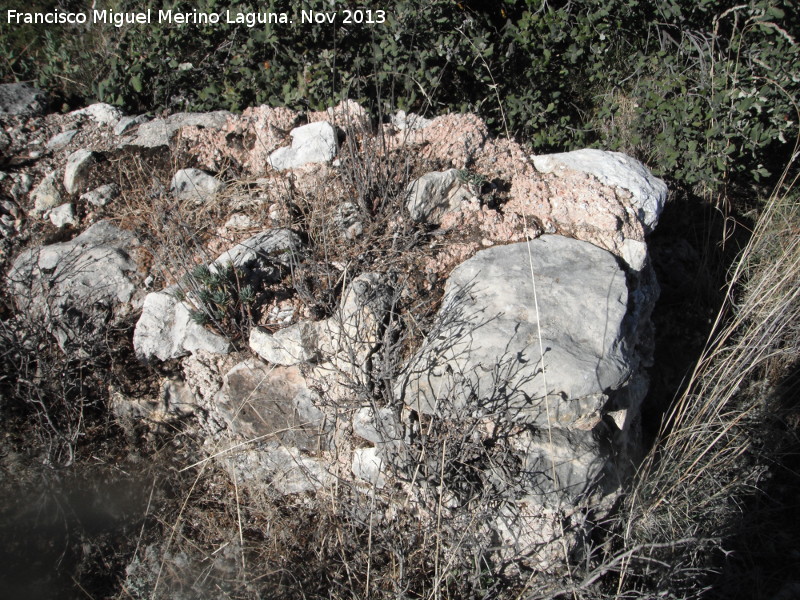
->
[63,149,95,195]
[132,290,232,361]
[7,220,141,351]
[214,359,330,449]
[395,235,637,429]
[268,121,338,170]
[129,111,232,148]
[532,149,668,233]
[405,169,472,224]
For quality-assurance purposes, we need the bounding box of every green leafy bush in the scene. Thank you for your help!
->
[2,0,797,194]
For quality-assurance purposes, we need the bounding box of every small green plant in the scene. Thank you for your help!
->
[175,262,255,338]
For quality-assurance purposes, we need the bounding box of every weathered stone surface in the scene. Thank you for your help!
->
[63,149,95,194]
[46,129,78,152]
[268,121,338,170]
[351,447,387,488]
[133,290,233,361]
[212,228,302,275]
[392,110,432,131]
[47,203,78,227]
[532,149,667,233]
[8,220,140,350]
[0,83,45,115]
[129,111,232,148]
[170,168,223,203]
[395,235,633,429]
[214,359,329,449]
[249,322,321,366]
[352,406,401,444]
[405,169,472,225]
[70,103,121,126]
[113,114,149,136]
[80,183,119,207]
[30,172,62,215]
[224,445,334,495]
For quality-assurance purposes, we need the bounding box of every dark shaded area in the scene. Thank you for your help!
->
[643,188,752,442]
[707,360,800,600]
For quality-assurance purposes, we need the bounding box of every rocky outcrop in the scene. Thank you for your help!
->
[7,220,142,351]
[2,96,669,573]
[268,121,338,170]
[0,83,46,116]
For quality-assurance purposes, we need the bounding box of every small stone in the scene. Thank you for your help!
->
[46,130,79,152]
[351,447,386,488]
[223,213,254,231]
[113,115,149,136]
[30,172,63,215]
[80,183,119,207]
[70,103,122,126]
[268,121,338,171]
[64,149,95,194]
[249,322,320,366]
[47,203,78,227]
[9,173,32,200]
[170,168,223,203]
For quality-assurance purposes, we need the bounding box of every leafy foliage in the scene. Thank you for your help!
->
[2,1,798,191]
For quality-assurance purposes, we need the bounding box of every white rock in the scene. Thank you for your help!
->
[133,290,232,361]
[47,203,78,227]
[268,121,338,170]
[352,406,401,444]
[405,169,471,224]
[30,172,62,214]
[113,114,149,136]
[249,322,320,366]
[531,149,667,232]
[211,228,302,273]
[46,129,78,152]
[130,111,231,148]
[71,103,122,126]
[63,149,95,194]
[80,183,119,207]
[392,110,432,131]
[351,447,386,488]
[170,168,223,203]
[223,213,254,231]
[7,221,140,351]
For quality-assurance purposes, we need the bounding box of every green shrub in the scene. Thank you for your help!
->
[2,0,797,194]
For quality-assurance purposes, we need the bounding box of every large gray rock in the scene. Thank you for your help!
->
[132,290,232,361]
[7,221,140,350]
[405,169,471,224]
[0,83,45,115]
[170,168,223,203]
[532,149,667,233]
[268,121,338,170]
[395,235,640,429]
[130,111,231,148]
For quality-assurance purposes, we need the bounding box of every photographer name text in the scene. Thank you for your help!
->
[6,8,387,28]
